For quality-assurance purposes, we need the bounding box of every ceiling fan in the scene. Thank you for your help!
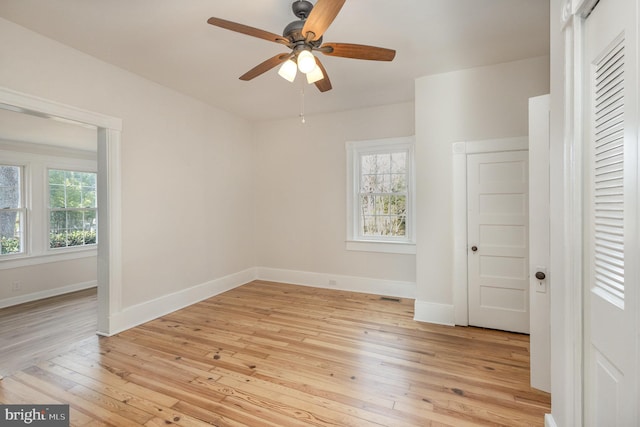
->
[207,0,396,93]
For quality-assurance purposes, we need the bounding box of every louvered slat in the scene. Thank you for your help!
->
[593,37,625,302]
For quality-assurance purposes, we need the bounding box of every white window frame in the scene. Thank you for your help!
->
[346,136,416,254]
[0,142,97,270]
[0,163,27,258]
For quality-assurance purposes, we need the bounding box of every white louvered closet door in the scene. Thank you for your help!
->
[584,0,639,423]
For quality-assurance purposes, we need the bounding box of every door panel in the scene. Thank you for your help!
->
[584,0,638,423]
[468,150,529,333]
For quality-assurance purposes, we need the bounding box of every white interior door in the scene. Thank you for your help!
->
[467,150,529,333]
[529,94,551,393]
[583,0,639,423]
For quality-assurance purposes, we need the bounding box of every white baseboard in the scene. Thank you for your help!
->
[544,414,557,427]
[0,280,97,309]
[413,299,455,326]
[255,267,416,299]
[107,268,256,335]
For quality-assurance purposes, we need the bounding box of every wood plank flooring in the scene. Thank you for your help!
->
[0,281,550,426]
[0,288,97,378]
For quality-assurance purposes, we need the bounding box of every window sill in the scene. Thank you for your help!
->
[0,247,97,270]
[346,240,416,254]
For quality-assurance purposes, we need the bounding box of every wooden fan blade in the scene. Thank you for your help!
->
[301,0,346,41]
[320,43,396,61]
[239,53,291,81]
[207,17,291,47]
[314,57,332,93]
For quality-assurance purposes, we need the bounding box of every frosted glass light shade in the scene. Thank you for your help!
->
[306,64,324,84]
[278,59,297,82]
[297,50,316,74]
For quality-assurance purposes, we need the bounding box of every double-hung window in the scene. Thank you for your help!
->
[0,144,98,269]
[0,165,25,256]
[346,137,416,254]
[48,169,97,249]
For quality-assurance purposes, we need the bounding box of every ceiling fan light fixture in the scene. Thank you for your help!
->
[306,64,324,84]
[278,59,297,82]
[297,50,316,74]
[207,0,396,94]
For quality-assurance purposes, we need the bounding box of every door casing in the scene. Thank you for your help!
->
[555,0,640,424]
[0,87,123,337]
[452,136,528,326]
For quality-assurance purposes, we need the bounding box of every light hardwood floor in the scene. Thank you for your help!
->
[0,287,97,378]
[0,281,550,426]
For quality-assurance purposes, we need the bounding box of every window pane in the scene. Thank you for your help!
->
[376,153,391,173]
[0,210,22,254]
[48,169,97,249]
[362,215,375,234]
[373,195,386,215]
[82,172,96,188]
[393,215,407,236]
[0,165,21,209]
[350,139,413,244]
[50,211,67,235]
[49,184,66,208]
[391,174,406,192]
[354,143,411,240]
[0,166,22,255]
[49,170,97,208]
[361,154,376,175]
[67,210,84,231]
[48,169,65,185]
[382,216,395,236]
[49,229,66,248]
[360,195,372,215]
[49,211,97,249]
[395,195,407,215]
[377,174,390,192]
[388,196,397,215]
[361,174,376,193]
[84,210,97,232]
[391,152,407,173]
[66,184,81,207]
[81,190,97,208]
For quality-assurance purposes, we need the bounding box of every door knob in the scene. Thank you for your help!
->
[535,271,546,280]
[471,246,478,252]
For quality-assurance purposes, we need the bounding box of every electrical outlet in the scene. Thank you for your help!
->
[11,281,21,292]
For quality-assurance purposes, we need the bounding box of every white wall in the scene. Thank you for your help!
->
[253,103,416,295]
[414,56,550,321]
[0,259,96,306]
[0,18,256,310]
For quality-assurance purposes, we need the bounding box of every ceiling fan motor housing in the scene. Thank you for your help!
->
[283,19,305,41]
[283,19,323,49]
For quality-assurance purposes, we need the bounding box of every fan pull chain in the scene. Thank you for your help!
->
[299,85,306,124]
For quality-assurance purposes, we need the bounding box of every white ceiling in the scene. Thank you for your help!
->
[0,0,549,122]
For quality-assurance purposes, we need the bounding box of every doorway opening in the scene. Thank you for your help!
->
[451,136,529,327]
[0,87,123,336]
